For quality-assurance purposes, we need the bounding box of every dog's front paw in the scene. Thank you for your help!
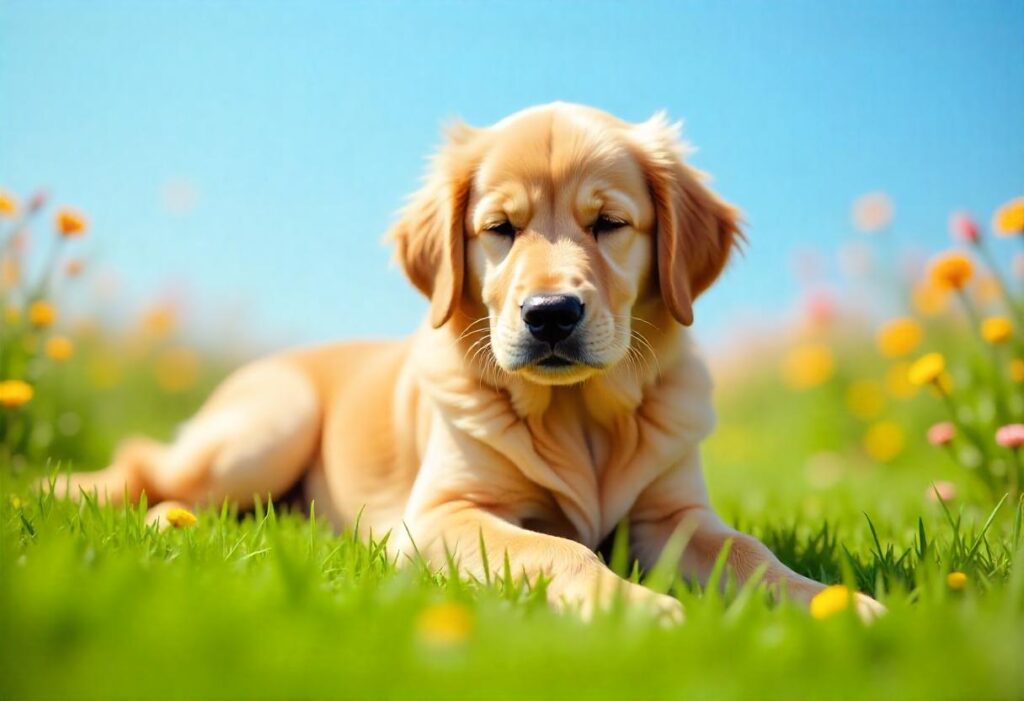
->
[853,592,887,622]
[551,575,684,625]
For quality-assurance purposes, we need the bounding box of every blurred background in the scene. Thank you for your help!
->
[2,0,1024,522]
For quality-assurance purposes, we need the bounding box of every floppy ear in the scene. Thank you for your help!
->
[632,113,743,326]
[388,122,477,328]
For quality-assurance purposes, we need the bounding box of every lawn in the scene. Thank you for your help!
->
[3,196,1024,700]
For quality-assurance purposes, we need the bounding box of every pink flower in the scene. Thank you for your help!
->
[927,481,957,503]
[27,189,48,214]
[852,192,894,233]
[995,424,1024,449]
[948,211,979,244]
[927,421,956,446]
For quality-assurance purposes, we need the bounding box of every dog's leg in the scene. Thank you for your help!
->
[402,502,683,623]
[45,359,320,510]
[631,464,885,619]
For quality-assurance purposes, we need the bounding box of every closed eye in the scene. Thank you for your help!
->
[484,220,518,238]
[591,214,628,236]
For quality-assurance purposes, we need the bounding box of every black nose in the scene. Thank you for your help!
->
[521,294,584,345]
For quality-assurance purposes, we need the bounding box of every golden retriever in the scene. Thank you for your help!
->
[55,102,881,621]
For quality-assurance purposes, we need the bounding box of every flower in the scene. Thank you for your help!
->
[911,280,950,317]
[995,424,1024,449]
[781,344,835,390]
[416,601,474,646]
[885,362,919,399]
[0,190,18,217]
[981,317,1012,344]
[852,192,893,233]
[45,336,74,361]
[65,259,85,277]
[1010,359,1024,383]
[810,585,851,619]
[927,422,955,446]
[863,421,905,462]
[927,481,957,503]
[27,189,47,213]
[0,380,34,409]
[55,208,87,237]
[946,571,968,590]
[875,318,923,358]
[846,380,886,420]
[993,197,1024,236]
[908,353,945,386]
[949,211,979,243]
[154,347,200,393]
[928,252,973,291]
[165,507,197,528]
[28,301,56,328]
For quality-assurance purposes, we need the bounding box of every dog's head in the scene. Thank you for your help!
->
[390,103,741,386]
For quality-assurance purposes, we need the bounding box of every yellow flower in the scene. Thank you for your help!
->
[928,252,973,291]
[846,380,886,420]
[810,585,851,620]
[28,301,56,328]
[165,507,197,528]
[45,336,74,361]
[781,344,835,390]
[1010,359,1024,383]
[907,353,945,386]
[863,421,905,462]
[3,305,20,325]
[0,380,34,409]
[885,362,919,399]
[946,571,968,590]
[416,602,474,647]
[154,347,200,393]
[55,208,87,237]
[875,318,923,358]
[0,190,17,217]
[981,317,1012,344]
[993,196,1024,236]
[911,280,950,317]
[141,305,177,339]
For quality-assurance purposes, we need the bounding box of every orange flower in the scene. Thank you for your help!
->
[875,318,923,358]
[55,208,87,237]
[928,252,973,291]
[45,336,74,361]
[993,197,1024,236]
[0,190,18,217]
[981,317,1012,344]
[28,301,57,328]
[0,380,34,409]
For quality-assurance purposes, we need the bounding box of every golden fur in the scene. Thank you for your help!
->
[54,103,880,620]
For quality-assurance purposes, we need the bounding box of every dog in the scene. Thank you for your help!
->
[55,103,881,621]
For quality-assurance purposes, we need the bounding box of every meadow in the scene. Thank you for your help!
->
[2,190,1024,700]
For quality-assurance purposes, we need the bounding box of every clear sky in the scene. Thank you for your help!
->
[2,1,1022,349]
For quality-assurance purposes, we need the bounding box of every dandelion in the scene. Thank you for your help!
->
[165,507,197,528]
[45,336,74,361]
[907,353,945,387]
[928,252,973,291]
[875,318,923,358]
[1010,359,1024,383]
[0,190,18,217]
[993,197,1024,236]
[927,422,955,446]
[781,344,835,390]
[852,192,893,233]
[416,601,474,647]
[981,317,1012,344]
[845,380,886,420]
[949,211,979,243]
[55,208,87,238]
[995,424,1024,449]
[65,259,85,277]
[863,421,905,462]
[927,481,957,503]
[946,571,968,590]
[810,584,851,620]
[0,380,34,408]
[28,301,56,328]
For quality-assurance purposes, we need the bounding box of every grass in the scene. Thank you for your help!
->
[3,360,1024,700]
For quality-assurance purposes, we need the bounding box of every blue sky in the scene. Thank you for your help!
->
[2,1,1022,348]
